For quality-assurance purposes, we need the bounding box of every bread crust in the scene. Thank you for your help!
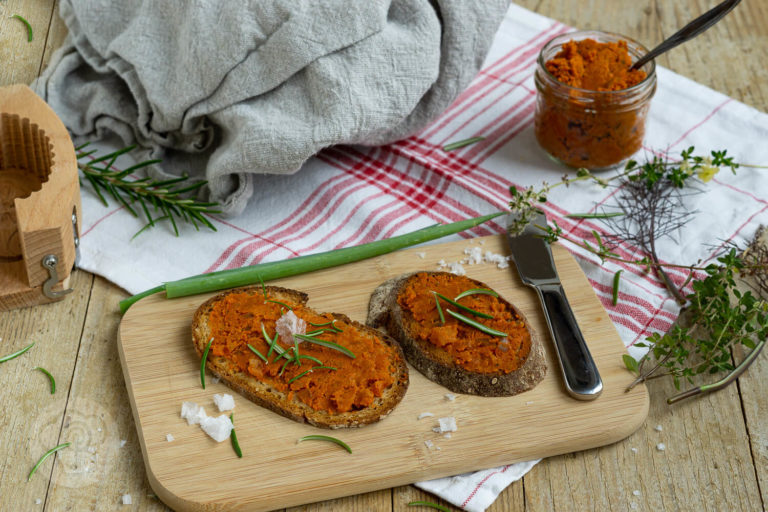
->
[192,285,409,429]
[367,272,546,396]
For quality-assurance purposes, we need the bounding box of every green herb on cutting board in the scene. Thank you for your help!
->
[11,14,33,42]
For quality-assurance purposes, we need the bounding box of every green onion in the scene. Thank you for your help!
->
[33,367,56,394]
[28,442,70,481]
[287,365,336,384]
[435,293,493,319]
[266,299,293,310]
[246,344,268,363]
[120,212,504,313]
[12,14,33,42]
[445,309,507,337]
[407,501,451,512]
[297,354,323,365]
[443,136,485,152]
[433,292,445,324]
[298,435,352,454]
[0,342,34,363]
[293,334,355,358]
[612,270,623,306]
[454,288,499,301]
[566,212,625,219]
[200,338,213,389]
[229,414,242,458]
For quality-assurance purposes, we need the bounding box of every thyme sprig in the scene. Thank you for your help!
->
[76,144,221,238]
[509,147,767,402]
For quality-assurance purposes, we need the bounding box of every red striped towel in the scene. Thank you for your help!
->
[77,5,768,511]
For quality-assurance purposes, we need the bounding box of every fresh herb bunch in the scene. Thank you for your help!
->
[508,147,767,402]
[77,143,221,238]
[624,248,768,394]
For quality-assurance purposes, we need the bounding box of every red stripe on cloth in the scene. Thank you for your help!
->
[627,296,674,346]
[466,100,536,161]
[712,178,768,205]
[698,203,768,267]
[81,206,125,237]
[668,99,732,149]
[461,465,511,508]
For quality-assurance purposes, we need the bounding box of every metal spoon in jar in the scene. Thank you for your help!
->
[631,0,741,71]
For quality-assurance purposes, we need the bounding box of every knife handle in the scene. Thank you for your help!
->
[535,283,603,400]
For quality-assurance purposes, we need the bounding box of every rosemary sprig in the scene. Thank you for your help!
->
[28,442,70,481]
[293,334,355,358]
[433,292,446,324]
[445,309,507,337]
[454,288,499,301]
[229,414,243,458]
[246,344,268,363]
[33,367,56,394]
[443,136,485,152]
[298,435,352,454]
[434,292,493,319]
[407,501,452,512]
[11,14,33,42]
[287,365,337,384]
[266,299,293,310]
[76,144,221,238]
[200,338,214,389]
[0,342,34,363]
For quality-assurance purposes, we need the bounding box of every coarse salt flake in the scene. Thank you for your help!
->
[120,440,127,448]
[485,251,510,269]
[655,424,663,432]
[656,443,666,451]
[166,434,174,442]
[448,262,466,276]
[35,499,42,505]
[464,246,484,265]
[444,393,456,401]
[181,402,207,426]
[121,494,132,505]
[200,415,234,443]
[424,440,434,449]
[630,502,638,510]
[632,490,640,496]
[276,311,306,345]
[213,393,235,412]
[443,433,452,439]
[417,412,435,420]
[416,252,426,259]
[436,417,457,433]
[630,447,638,453]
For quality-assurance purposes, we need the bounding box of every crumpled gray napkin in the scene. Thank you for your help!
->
[34,0,507,215]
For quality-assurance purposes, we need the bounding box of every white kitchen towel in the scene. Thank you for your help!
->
[44,4,768,512]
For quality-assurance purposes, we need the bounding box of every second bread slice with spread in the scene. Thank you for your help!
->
[192,285,409,428]
[368,271,546,396]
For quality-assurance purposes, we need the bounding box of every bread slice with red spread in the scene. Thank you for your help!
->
[367,271,546,396]
[192,285,409,428]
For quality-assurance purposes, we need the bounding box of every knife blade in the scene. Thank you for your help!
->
[506,210,603,400]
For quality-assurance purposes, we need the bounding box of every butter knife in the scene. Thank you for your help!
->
[506,211,603,400]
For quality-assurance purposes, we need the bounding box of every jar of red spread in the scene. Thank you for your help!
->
[534,31,657,171]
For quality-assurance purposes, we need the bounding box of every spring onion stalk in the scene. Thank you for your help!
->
[229,414,243,458]
[445,309,507,337]
[0,342,35,363]
[200,338,213,389]
[287,365,336,384]
[298,435,352,454]
[454,288,499,301]
[28,442,70,481]
[407,501,452,512]
[293,334,355,358]
[119,212,504,313]
[246,344,268,362]
[33,367,56,394]
[612,270,623,306]
[435,292,493,319]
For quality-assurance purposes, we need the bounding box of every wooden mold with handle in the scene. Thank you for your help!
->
[0,84,81,312]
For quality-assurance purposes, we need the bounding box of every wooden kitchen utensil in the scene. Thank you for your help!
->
[0,84,81,312]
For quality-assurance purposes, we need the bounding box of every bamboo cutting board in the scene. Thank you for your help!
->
[118,235,648,512]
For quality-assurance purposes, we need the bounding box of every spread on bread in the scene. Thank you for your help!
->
[192,285,409,428]
[368,271,546,396]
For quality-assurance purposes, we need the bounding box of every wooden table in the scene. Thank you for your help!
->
[1,1,765,510]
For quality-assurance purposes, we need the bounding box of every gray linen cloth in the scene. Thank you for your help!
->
[34,0,507,215]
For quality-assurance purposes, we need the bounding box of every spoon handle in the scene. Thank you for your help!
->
[631,0,742,71]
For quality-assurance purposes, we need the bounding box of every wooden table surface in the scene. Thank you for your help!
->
[1,1,766,511]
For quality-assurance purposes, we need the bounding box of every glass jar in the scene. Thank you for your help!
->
[534,31,657,171]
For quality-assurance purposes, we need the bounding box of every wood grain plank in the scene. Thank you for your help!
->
[286,489,391,512]
[0,270,92,512]
[43,276,170,511]
[0,0,57,87]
